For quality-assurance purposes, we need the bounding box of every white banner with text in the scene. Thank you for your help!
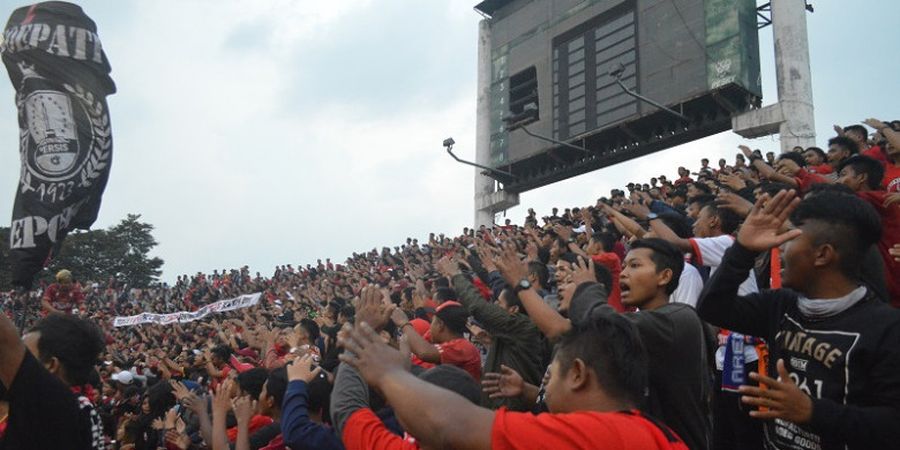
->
[112,293,261,327]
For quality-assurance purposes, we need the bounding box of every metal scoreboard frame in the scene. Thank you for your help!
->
[475,0,762,193]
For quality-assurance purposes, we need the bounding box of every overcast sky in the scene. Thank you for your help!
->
[1,0,898,282]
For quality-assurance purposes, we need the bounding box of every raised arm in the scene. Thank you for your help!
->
[492,247,572,339]
[436,256,522,337]
[739,145,798,187]
[697,190,801,336]
[390,308,440,363]
[0,294,26,389]
[339,323,493,450]
[864,118,900,152]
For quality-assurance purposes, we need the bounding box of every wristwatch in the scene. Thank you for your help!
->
[513,278,532,294]
[646,212,659,221]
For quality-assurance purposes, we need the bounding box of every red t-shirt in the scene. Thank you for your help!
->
[808,163,833,175]
[43,283,85,312]
[259,434,285,450]
[210,365,231,391]
[342,408,420,450]
[491,408,688,450]
[227,415,274,442]
[882,162,900,193]
[857,191,900,307]
[792,168,828,193]
[592,253,624,312]
[435,338,482,382]
[863,145,889,165]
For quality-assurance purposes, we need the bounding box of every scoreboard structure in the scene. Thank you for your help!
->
[474,0,762,193]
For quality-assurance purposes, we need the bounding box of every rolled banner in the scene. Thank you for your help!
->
[1,2,116,288]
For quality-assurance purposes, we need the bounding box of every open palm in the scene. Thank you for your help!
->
[737,189,803,252]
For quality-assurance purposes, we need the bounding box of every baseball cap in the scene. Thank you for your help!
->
[111,370,134,385]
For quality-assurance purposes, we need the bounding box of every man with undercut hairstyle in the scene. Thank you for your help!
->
[698,190,900,450]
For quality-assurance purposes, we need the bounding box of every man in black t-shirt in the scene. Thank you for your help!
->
[0,312,105,450]
[698,190,900,450]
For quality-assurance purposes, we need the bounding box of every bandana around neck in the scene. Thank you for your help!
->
[797,286,867,320]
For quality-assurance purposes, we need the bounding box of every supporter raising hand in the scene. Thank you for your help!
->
[571,256,598,286]
[493,245,528,287]
[338,322,411,387]
[736,189,803,252]
[355,286,392,331]
[435,254,462,278]
[287,353,322,383]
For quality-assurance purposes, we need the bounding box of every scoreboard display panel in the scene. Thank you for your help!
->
[475,0,761,192]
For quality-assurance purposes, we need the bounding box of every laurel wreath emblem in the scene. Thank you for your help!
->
[63,83,111,189]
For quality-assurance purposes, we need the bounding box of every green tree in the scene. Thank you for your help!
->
[0,214,164,289]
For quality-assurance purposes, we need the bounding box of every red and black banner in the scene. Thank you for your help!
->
[2,2,115,288]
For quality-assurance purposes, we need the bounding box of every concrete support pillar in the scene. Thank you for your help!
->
[474,19,519,228]
[732,1,815,153]
[771,0,815,152]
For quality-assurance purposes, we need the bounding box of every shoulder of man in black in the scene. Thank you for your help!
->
[1,351,92,450]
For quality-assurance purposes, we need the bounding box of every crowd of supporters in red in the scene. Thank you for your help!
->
[1,118,899,450]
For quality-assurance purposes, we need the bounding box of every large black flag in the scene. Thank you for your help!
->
[2,2,115,288]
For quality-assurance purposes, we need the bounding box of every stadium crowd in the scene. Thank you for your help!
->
[1,117,900,450]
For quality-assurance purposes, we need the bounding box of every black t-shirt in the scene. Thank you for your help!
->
[0,351,92,450]
[626,303,712,450]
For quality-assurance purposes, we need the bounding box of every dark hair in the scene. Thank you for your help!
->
[556,308,648,406]
[29,314,104,386]
[790,191,882,279]
[211,344,233,361]
[499,288,526,315]
[418,365,480,405]
[629,238,684,295]
[757,181,794,198]
[298,318,321,342]
[690,182,712,195]
[402,287,415,302]
[537,246,551,265]
[843,124,868,141]
[434,304,469,335]
[237,367,268,400]
[264,367,289,410]
[804,146,826,161]
[657,213,693,239]
[688,194,716,207]
[828,136,859,155]
[838,155,885,190]
[527,261,550,288]
[146,381,176,418]
[701,202,741,235]
[306,374,333,422]
[339,305,355,320]
[805,182,856,197]
[559,253,613,292]
[778,151,807,167]
[434,287,458,303]
[591,232,617,253]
